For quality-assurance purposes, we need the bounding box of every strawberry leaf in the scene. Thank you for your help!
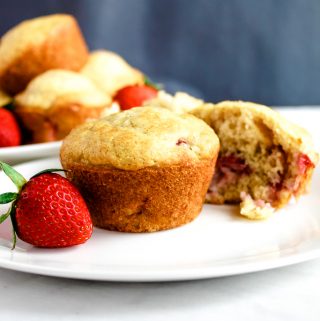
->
[30,168,67,179]
[144,76,163,91]
[0,202,18,249]
[3,101,14,110]
[0,162,26,191]
[11,228,17,250]
[0,206,12,223]
[9,205,17,250]
[0,192,18,204]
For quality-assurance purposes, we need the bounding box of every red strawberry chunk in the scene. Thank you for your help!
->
[218,155,250,174]
[0,108,21,147]
[297,153,314,175]
[114,85,158,110]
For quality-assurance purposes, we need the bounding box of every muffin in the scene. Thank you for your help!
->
[0,14,88,95]
[192,101,318,219]
[14,70,112,143]
[144,90,204,114]
[81,50,144,96]
[61,107,219,232]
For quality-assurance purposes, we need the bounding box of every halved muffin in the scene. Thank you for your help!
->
[81,50,144,96]
[61,107,219,232]
[14,70,112,143]
[144,90,204,114]
[192,101,318,219]
[0,14,88,95]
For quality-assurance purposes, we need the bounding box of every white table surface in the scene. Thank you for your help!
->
[1,107,320,321]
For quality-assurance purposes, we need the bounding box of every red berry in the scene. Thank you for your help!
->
[0,108,21,147]
[15,173,92,248]
[114,85,158,110]
[298,154,314,173]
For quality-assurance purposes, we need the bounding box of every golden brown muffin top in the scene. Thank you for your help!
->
[81,50,144,96]
[0,14,76,75]
[15,70,111,109]
[61,106,219,170]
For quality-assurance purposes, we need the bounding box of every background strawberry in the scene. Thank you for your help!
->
[114,84,158,110]
[0,162,92,248]
[0,108,21,147]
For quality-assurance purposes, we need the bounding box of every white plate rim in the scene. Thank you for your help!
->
[0,243,320,282]
[0,141,61,157]
[0,157,320,282]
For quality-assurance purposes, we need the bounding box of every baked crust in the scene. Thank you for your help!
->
[81,50,144,96]
[14,70,112,143]
[60,107,220,231]
[15,104,106,143]
[0,14,88,95]
[61,107,219,170]
[63,158,216,232]
[15,70,111,109]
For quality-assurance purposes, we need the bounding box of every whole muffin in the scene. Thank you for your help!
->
[14,70,112,143]
[60,107,219,232]
[0,14,88,95]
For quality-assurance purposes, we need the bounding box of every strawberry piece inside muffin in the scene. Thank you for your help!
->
[193,101,318,219]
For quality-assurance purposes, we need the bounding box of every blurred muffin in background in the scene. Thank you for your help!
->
[14,70,112,143]
[81,50,144,96]
[0,14,88,95]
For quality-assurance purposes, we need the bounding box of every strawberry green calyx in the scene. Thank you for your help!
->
[2,101,14,111]
[0,192,19,204]
[0,161,27,249]
[1,203,17,250]
[30,168,67,179]
[144,76,163,91]
[0,204,12,223]
[0,161,27,191]
[0,162,68,249]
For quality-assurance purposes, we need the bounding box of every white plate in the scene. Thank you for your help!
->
[0,141,61,165]
[0,158,320,282]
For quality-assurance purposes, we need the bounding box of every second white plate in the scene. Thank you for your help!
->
[0,141,61,165]
[0,158,320,282]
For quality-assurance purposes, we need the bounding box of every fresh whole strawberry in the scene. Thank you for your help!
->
[0,108,21,147]
[0,162,93,249]
[114,84,158,110]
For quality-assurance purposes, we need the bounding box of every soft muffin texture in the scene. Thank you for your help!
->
[61,106,219,232]
[61,106,219,170]
[81,50,144,96]
[0,14,88,95]
[144,90,204,114]
[193,101,318,219]
[14,70,112,143]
